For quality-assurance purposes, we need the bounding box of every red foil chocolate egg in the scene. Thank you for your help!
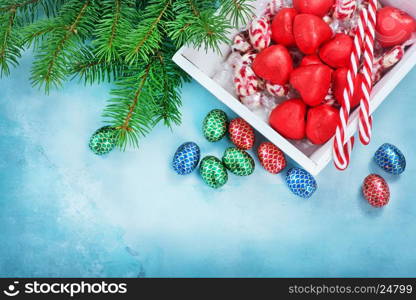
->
[362,174,390,207]
[228,118,255,150]
[257,142,287,174]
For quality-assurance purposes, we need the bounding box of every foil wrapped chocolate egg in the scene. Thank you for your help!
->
[203,109,228,142]
[199,156,228,189]
[374,143,406,175]
[363,174,390,207]
[222,147,255,176]
[89,126,117,156]
[257,142,287,174]
[228,118,255,150]
[172,142,201,175]
[286,168,317,198]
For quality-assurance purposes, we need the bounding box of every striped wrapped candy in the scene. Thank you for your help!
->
[249,17,271,51]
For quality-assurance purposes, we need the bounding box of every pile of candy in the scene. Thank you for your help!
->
[172,109,317,198]
[172,111,406,206]
[225,0,416,149]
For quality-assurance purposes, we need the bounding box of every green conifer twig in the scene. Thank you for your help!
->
[0,0,254,150]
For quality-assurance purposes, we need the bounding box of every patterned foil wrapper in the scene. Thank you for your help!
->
[89,126,117,156]
[199,156,228,189]
[363,174,390,207]
[172,142,201,175]
[203,109,228,142]
[222,147,255,176]
[374,143,406,175]
[286,168,317,198]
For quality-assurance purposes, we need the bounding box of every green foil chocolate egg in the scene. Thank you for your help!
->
[89,126,117,155]
[199,156,228,189]
[222,147,255,176]
[202,109,228,142]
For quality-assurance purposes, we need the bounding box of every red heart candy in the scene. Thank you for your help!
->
[257,142,287,174]
[333,67,364,109]
[319,33,353,68]
[269,99,306,140]
[290,64,332,107]
[293,14,333,54]
[228,118,255,150]
[300,54,323,67]
[293,0,335,17]
[306,104,340,145]
[271,8,298,46]
[252,45,293,85]
[376,6,416,48]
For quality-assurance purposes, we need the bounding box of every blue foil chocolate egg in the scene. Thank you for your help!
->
[172,142,201,175]
[286,168,317,198]
[374,143,406,175]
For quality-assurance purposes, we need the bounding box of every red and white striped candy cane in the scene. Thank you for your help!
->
[334,0,357,20]
[358,0,377,146]
[333,8,368,170]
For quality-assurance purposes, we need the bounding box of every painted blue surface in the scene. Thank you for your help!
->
[0,52,416,278]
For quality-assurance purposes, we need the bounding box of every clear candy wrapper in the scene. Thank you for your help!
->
[373,34,416,83]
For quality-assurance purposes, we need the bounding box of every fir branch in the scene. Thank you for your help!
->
[0,0,255,150]
[219,0,254,27]
[152,44,184,127]
[167,0,232,52]
[0,10,22,76]
[93,0,137,62]
[70,46,126,85]
[1,0,66,23]
[123,0,172,64]
[22,19,59,47]
[0,0,41,12]
[104,58,158,149]
[30,0,99,92]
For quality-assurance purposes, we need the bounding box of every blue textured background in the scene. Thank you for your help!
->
[0,52,415,278]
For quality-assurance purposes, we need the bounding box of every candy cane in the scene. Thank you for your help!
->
[358,0,377,145]
[333,8,368,170]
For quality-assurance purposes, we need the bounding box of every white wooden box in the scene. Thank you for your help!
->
[173,0,416,175]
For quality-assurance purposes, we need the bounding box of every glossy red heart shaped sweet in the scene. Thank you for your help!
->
[319,33,353,68]
[252,45,294,85]
[333,67,364,109]
[306,104,340,144]
[271,8,298,46]
[294,14,333,54]
[300,54,323,67]
[376,6,416,48]
[293,0,335,17]
[290,64,332,107]
[269,99,306,140]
